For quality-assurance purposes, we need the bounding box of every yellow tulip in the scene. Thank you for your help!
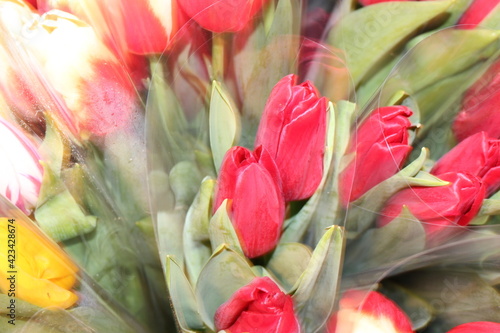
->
[0,217,78,308]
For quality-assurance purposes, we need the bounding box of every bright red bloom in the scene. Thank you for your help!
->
[255,74,328,202]
[178,0,267,32]
[214,277,300,333]
[457,0,500,28]
[453,60,500,141]
[431,132,500,196]
[447,321,500,333]
[214,146,285,258]
[339,106,413,206]
[378,172,485,238]
[327,290,414,333]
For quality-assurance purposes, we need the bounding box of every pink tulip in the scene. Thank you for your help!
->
[214,146,285,258]
[255,74,328,202]
[0,119,43,214]
[215,277,300,333]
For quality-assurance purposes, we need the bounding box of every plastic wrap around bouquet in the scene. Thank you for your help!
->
[1,0,500,332]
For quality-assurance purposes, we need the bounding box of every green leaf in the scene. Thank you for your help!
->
[156,209,186,268]
[267,243,312,292]
[169,161,203,208]
[209,81,240,173]
[382,29,500,132]
[394,269,500,332]
[209,199,243,255]
[195,246,255,330]
[293,226,345,333]
[327,0,453,84]
[344,207,426,272]
[34,180,97,242]
[183,177,215,284]
[165,257,205,332]
[379,282,433,331]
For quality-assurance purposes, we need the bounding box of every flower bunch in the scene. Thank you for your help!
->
[0,0,500,332]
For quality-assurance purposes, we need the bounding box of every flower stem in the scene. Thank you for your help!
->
[212,33,226,81]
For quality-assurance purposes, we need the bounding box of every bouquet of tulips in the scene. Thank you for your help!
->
[1,0,500,332]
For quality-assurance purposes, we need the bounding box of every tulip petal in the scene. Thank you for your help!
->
[232,163,285,258]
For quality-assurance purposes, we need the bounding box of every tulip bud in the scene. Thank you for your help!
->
[15,10,137,138]
[457,0,500,28]
[178,0,268,33]
[327,290,414,333]
[431,132,500,196]
[214,277,300,333]
[0,119,43,214]
[452,60,500,142]
[447,321,500,333]
[214,146,285,258]
[378,172,485,238]
[255,74,328,202]
[0,217,78,308]
[339,106,413,206]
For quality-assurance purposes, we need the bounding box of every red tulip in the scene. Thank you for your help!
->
[447,321,500,333]
[214,277,300,333]
[452,60,500,141]
[378,172,485,238]
[457,0,500,28]
[255,74,328,202]
[327,290,414,333]
[431,132,500,196]
[214,146,285,258]
[178,0,267,33]
[338,106,413,206]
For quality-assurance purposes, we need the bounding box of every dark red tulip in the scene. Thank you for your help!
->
[378,172,485,238]
[214,277,300,333]
[457,0,500,28]
[214,146,285,258]
[431,132,500,196]
[255,74,328,202]
[447,321,500,333]
[339,106,413,206]
[178,0,267,33]
[453,60,500,141]
[327,290,414,333]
